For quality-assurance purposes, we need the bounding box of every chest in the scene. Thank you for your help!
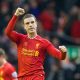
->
[18,38,46,57]
[21,39,44,50]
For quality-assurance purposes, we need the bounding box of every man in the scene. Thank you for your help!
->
[5,8,67,80]
[0,48,18,80]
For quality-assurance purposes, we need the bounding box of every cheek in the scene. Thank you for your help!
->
[24,25,28,30]
[25,27,28,31]
[0,59,2,62]
[34,24,37,28]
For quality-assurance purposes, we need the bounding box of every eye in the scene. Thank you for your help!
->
[26,22,29,25]
[31,21,34,24]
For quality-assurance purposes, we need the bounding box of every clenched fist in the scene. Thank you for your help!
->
[59,46,67,53]
[59,46,67,60]
[14,8,25,16]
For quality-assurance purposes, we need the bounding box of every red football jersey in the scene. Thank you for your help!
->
[0,62,17,80]
[5,15,63,78]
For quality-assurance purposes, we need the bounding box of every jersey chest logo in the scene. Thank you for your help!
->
[21,43,40,57]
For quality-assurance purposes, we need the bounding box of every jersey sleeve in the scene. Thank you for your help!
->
[44,39,62,60]
[7,31,23,44]
[4,15,22,44]
[7,64,18,79]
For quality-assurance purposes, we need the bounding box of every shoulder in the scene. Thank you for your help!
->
[4,62,15,71]
[13,31,26,37]
[18,32,27,38]
[37,35,52,45]
[3,63,17,78]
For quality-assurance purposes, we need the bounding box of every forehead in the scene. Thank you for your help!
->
[24,17,36,23]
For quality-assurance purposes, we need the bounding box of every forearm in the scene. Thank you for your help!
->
[5,15,18,36]
[47,45,64,60]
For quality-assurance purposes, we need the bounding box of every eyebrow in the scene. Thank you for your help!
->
[24,21,35,24]
[25,22,29,24]
[31,21,35,23]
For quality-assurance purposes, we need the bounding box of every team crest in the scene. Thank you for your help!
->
[36,43,40,49]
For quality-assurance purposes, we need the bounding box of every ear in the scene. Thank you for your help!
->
[35,21,38,27]
[23,22,25,29]
[36,20,38,24]
[24,25,26,30]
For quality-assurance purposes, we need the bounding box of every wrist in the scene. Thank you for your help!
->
[14,13,19,16]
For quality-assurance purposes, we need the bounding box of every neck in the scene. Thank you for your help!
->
[0,59,7,67]
[28,32,37,39]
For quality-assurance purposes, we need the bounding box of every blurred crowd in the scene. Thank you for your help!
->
[0,0,80,80]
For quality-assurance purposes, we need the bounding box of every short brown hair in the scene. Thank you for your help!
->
[0,48,7,59]
[0,48,5,56]
[23,14,37,21]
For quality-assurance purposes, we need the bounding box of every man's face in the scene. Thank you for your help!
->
[24,17,37,33]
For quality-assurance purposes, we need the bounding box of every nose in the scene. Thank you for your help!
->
[29,22,32,26]
[29,26,32,28]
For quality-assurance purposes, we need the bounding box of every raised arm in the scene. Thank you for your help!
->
[4,15,18,36]
[4,8,25,43]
